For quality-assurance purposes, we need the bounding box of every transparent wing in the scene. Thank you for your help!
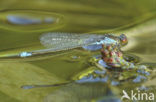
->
[39,32,104,51]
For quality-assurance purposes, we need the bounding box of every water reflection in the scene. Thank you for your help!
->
[44,83,121,102]
[0,9,64,31]
[7,15,44,25]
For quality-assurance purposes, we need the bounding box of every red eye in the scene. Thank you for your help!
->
[119,34,128,45]
[122,38,127,43]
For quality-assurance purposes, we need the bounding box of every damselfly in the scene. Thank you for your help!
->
[1,32,127,58]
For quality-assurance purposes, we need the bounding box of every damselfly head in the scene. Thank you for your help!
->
[119,34,128,46]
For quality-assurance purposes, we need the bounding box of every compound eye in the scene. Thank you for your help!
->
[119,34,128,45]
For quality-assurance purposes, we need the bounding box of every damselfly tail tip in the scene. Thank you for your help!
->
[21,85,35,89]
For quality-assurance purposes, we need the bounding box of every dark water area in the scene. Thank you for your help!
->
[0,0,155,102]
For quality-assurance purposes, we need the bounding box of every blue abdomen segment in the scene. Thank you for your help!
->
[19,52,32,57]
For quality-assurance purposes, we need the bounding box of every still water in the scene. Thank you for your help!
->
[0,0,155,102]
